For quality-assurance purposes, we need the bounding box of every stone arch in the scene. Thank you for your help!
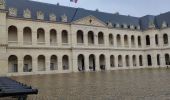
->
[89,54,95,71]
[146,35,150,46]
[125,55,130,67]
[77,30,84,44]
[157,54,160,66]
[147,55,152,66]
[77,54,85,71]
[8,25,18,43]
[62,55,69,70]
[138,36,141,47]
[117,34,121,47]
[132,55,136,66]
[23,27,32,45]
[38,55,45,71]
[62,30,68,44]
[118,55,123,67]
[37,28,45,44]
[109,34,114,46]
[50,55,58,70]
[139,55,143,66]
[131,35,135,47]
[163,33,168,45]
[99,54,106,70]
[155,34,159,45]
[98,32,104,44]
[50,29,57,45]
[110,55,115,67]
[165,54,170,65]
[23,55,32,72]
[8,55,18,73]
[88,31,94,45]
[124,35,129,47]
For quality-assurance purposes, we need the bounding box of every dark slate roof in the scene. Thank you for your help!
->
[5,0,170,30]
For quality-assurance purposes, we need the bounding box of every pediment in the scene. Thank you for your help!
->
[72,15,106,27]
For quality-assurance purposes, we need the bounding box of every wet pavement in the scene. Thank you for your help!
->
[3,68,170,100]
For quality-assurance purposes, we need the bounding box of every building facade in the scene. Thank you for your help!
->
[0,0,170,76]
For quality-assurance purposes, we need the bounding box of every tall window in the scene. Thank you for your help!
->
[155,34,159,46]
[163,34,168,45]
[146,35,150,46]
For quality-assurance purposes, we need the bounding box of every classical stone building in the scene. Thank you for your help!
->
[0,0,170,76]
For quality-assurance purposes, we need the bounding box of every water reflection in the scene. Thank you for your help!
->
[9,69,170,100]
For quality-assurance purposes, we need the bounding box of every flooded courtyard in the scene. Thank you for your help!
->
[8,69,170,100]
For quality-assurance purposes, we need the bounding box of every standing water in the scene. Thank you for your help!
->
[7,69,170,100]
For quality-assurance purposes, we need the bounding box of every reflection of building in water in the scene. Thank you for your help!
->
[0,0,170,76]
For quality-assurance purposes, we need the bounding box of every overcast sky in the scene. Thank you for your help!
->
[32,0,170,17]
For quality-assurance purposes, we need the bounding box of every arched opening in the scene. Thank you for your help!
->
[62,30,68,44]
[50,29,57,45]
[77,30,84,44]
[88,31,94,45]
[124,35,129,47]
[62,55,69,70]
[98,32,104,44]
[23,27,32,45]
[8,26,18,44]
[78,54,85,71]
[139,55,143,66]
[131,35,135,47]
[50,55,58,70]
[118,55,123,67]
[37,28,45,45]
[146,35,150,46]
[165,54,170,65]
[38,55,45,71]
[110,55,115,67]
[89,54,95,71]
[138,36,141,47]
[163,34,168,45]
[157,54,160,66]
[8,55,18,73]
[147,55,152,66]
[109,34,114,46]
[132,55,136,67]
[117,34,121,47]
[125,55,130,67]
[99,54,105,70]
[155,34,159,46]
[23,55,32,72]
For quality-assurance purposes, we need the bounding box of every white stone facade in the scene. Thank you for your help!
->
[0,1,170,76]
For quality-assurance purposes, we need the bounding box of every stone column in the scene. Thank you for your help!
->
[45,55,50,71]
[45,30,50,46]
[160,54,165,67]
[121,35,124,48]
[32,30,37,46]
[114,35,117,48]
[95,55,100,71]
[32,56,38,73]
[72,54,78,72]
[57,30,62,47]
[84,32,88,46]
[135,36,138,48]
[18,57,23,73]
[18,28,23,46]
[136,55,139,67]
[85,55,89,71]
[58,55,63,72]
[128,37,132,48]
[94,32,98,46]
[115,55,118,68]
[122,55,126,68]
[105,54,110,70]
[104,34,109,47]
[129,55,133,68]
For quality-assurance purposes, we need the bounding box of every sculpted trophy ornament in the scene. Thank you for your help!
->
[0,0,5,9]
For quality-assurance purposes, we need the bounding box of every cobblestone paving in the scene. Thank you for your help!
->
[2,69,170,100]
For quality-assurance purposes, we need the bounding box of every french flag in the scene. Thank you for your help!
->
[70,0,78,3]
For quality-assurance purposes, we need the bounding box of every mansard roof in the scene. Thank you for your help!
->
[5,0,170,30]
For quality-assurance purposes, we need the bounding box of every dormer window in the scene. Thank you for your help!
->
[9,8,17,16]
[37,11,44,20]
[121,25,124,28]
[107,22,112,27]
[149,20,155,29]
[49,13,56,21]
[123,24,127,28]
[23,9,31,18]
[130,25,134,29]
[127,25,130,29]
[116,23,120,28]
[61,14,67,22]
[162,21,168,28]
[89,19,92,23]
[137,26,140,30]
[0,0,5,9]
